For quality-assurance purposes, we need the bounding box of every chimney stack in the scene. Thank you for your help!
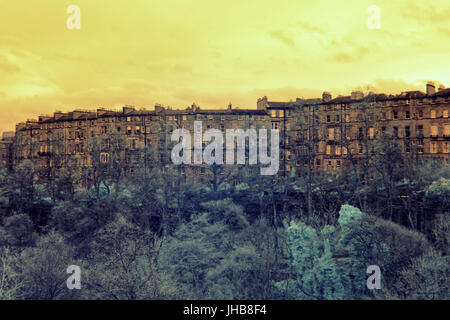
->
[351,91,364,100]
[155,104,165,113]
[257,96,268,110]
[438,84,445,92]
[123,106,135,114]
[322,91,332,102]
[426,82,436,95]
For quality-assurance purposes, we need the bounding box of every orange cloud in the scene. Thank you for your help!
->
[268,30,296,48]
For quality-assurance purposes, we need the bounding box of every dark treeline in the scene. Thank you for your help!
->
[0,134,448,299]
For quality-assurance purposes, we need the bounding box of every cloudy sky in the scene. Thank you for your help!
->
[0,0,449,132]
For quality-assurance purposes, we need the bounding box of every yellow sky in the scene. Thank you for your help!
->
[0,0,449,132]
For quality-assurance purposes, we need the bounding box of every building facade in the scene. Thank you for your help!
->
[2,83,449,181]
[0,132,14,171]
[259,82,450,173]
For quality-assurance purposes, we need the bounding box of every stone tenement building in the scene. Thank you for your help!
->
[0,82,449,180]
[0,131,14,171]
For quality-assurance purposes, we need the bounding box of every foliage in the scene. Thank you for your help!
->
[273,221,350,299]
[0,138,448,300]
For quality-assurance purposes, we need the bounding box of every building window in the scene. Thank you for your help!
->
[328,128,334,140]
[287,150,292,160]
[418,109,423,118]
[127,126,132,134]
[430,142,437,153]
[270,110,277,118]
[279,110,284,117]
[369,127,374,139]
[100,152,109,163]
[393,111,398,119]
[417,125,423,136]
[443,110,448,118]
[335,146,341,155]
[405,126,410,138]
[405,110,410,119]
[343,147,348,155]
[444,125,450,137]
[405,142,410,153]
[393,126,399,137]
[335,114,340,122]
[272,122,279,130]
[336,160,341,167]
[326,145,331,155]
[326,115,331,123]
[430,125,438,137]
[417,139,424,153]
[444,142,449,153]
[430,110,436,119]
[358,127,363,138]
[136,126,141,134]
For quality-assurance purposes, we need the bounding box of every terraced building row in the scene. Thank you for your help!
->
[1,83,449,181]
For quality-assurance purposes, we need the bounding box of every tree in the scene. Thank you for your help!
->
[273,221,350,299]
[398,250,449,299]
[12,231,79,300]
[84,214,172,299]
[338,205,432,299]
[0,247,23,300]
[158,198,272,299]
[158,212,226,298]
[0,214,34,247]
